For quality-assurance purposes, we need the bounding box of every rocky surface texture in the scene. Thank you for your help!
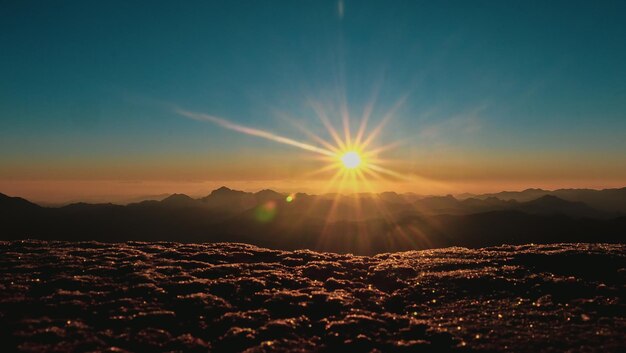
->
[0,241,624,352]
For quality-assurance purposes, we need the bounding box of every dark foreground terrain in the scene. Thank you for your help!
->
[1,241,624,352]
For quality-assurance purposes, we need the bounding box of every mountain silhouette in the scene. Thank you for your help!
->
[1,187,624,254]
[514,195,607,218]
[254,189,285,203]
[414,195,460,214]
[159,193,202,207]
[0,192,40,211]
[473,187,626,213]
[200,186,257,212]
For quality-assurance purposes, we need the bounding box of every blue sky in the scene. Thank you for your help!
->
[1,0,625,200]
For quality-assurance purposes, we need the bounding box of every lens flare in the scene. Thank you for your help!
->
[254,201,277,222]
[176,98,432,253]
[175,102,411,188]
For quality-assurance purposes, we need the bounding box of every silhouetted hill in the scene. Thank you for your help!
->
[254,189,284,203]
[474,187,626,213]
[0,192,40,211]
[200,186,257,212]
[378,191,402,202]
[60,202,120,211]
[160,193,202,207]
[1,187,625,254]
[551,187,626,213]
[514,195,606,218]
[414,195,459,214]
[411,194,611,218]
[414,195,519,215]
[475,188,549,202]
[0,193,44,233]
[460,196,517,213]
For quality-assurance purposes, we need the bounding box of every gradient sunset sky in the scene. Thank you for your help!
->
[1,1,626,203]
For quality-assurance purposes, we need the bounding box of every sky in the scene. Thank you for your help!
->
[1,0,626,203]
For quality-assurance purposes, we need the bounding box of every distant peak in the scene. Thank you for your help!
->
[529,195,568,204]
[162,193,193,201]
[0,193,39,208]
[255,189,280,195]
[209,186,247,196]
[255,189,283,202]
[203,187,251,201]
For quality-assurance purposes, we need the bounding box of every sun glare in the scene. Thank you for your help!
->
[341,151,362,169]
[177,98,414,251]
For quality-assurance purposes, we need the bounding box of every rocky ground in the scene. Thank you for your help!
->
[0,241,624,352]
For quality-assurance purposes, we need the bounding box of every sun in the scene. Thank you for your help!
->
[178,100,412,251]
[340,151,362,169]
[178,99,407,192]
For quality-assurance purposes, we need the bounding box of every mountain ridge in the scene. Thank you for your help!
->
[1,187,625,254]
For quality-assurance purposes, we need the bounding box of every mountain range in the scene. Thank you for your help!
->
[1,186,625,254]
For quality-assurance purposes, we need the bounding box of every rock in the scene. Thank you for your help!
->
[0,241,624,352]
